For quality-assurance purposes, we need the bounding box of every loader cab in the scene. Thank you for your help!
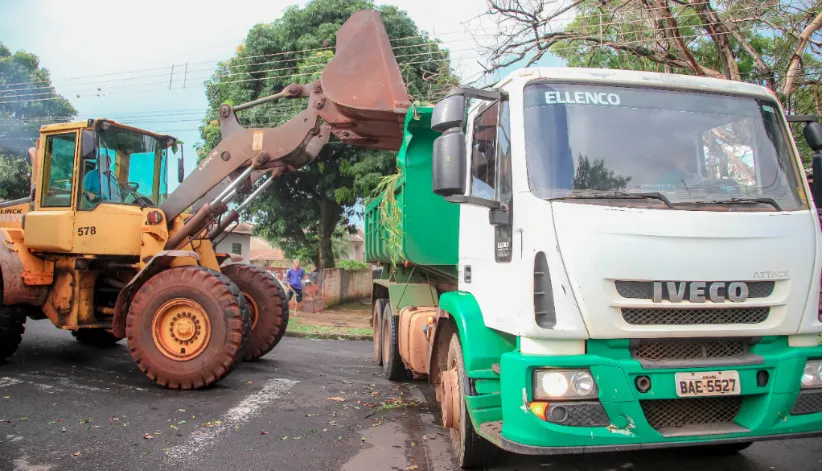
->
[24,120,176,255]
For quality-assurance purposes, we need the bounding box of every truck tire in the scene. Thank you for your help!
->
[381,302,407,380]
[125,266,251,389]
[72,329,121,347]
[444,333,498,468]
[372,298,387,365]
[0,307,25,361]
[221,264,289,361]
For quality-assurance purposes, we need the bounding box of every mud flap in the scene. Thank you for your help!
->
[0,232,47,306]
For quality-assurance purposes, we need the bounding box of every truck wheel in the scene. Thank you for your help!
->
[381,302,407,380]
[0,307,25,361]
[372,298,387,365]
[72,329,121,347]
[441,333,497,468]
[126,266,251,389]
[221,264,289,361]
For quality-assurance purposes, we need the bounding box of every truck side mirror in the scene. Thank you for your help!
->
[804,121,822,152]
[802,122,822,211]
[432,94,467,197]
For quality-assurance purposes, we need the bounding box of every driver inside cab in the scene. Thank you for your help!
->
[83,151,122,208]
[658,142,709,189]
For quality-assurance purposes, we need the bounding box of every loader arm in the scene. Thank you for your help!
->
[158,9,412,249]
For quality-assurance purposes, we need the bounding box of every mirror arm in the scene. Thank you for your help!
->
[446,87,507,102]
[444,195,502,209]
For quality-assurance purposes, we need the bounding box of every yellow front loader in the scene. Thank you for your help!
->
[0,10,411,389]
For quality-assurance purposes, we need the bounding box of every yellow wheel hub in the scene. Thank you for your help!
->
[152,298,211,361]
[243,292,259,330]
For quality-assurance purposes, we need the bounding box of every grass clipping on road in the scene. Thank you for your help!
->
[287,317,371,340]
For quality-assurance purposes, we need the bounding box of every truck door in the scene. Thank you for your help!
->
[458,100,518,331]
[24,131,78,252]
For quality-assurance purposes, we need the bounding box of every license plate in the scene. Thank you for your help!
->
[675,371,741,397]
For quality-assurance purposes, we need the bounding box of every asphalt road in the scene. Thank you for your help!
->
[0,319,820,471]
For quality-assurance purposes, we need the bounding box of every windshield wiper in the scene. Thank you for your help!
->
[553,191,674,209]
[679,197,782,211]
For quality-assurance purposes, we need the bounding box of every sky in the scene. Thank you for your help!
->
[0,0,564,224]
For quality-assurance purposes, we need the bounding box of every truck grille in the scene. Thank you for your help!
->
[791,390,822,415]
[615,281,775,300]
[641,397,742,432]
[634,340,748,361]
[622,307,769,325]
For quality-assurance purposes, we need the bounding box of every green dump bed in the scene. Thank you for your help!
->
[365,107,459,280]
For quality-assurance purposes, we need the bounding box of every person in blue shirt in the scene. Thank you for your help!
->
[83,151,122,207]
[285,259,305,313]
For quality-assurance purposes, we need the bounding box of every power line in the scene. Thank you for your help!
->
[0,0,800,93]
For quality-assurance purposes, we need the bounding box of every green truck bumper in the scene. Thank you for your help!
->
[476,337,821,454]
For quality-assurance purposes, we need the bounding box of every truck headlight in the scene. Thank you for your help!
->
[534,369,598,400]
[801,360,822,388]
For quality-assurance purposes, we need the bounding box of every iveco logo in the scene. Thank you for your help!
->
[652,281,749,303]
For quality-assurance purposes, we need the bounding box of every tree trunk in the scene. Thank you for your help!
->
[317,198,342,270]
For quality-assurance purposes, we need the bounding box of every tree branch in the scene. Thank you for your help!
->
[687,0,741,80]
[782,11,823,96]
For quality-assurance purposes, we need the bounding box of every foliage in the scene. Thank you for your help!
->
[479,1,822,167]
[336,259,369,270]
[0,155,30,200]
[198,0,459,269]
[370,169,403,264]
[0,43,76,200]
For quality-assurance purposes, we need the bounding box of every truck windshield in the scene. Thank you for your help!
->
[523,82,807,211]
[82,125,169,208]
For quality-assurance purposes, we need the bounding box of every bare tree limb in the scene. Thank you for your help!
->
[652,0,705,75]
[687,0,741,80]
[783,11,823,96]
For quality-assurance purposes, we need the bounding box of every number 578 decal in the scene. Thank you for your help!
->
[77,226,97,236]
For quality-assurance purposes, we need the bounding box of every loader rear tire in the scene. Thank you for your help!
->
[0,307,25,362]
[221,264,289,361]
[126,266,251,389]
[72,329,121,348]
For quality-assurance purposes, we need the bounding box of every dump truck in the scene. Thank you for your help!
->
[367,69,823,467]
[0,9,411,389]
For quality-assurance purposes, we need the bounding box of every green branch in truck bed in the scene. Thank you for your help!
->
[370,169,404,265]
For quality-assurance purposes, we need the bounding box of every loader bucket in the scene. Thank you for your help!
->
[319,10,412,151]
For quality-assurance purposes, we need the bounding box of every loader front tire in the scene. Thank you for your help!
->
[72,329,121,348]
[0,307,25,362]
[221,264,289,361]
[126,266,250,389]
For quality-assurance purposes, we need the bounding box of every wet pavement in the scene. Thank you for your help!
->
[0,319,820,470]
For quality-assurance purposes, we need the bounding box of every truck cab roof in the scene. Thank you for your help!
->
[39,119,176,142]
[495,67,776,101]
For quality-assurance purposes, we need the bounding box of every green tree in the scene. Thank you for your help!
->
[0,43,76,200]
[479,1,821,166]
[197,0,459,269]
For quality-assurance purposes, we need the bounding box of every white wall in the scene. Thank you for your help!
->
[214,233,251,263]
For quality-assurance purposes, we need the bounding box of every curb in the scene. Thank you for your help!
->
[285,331,371,341]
